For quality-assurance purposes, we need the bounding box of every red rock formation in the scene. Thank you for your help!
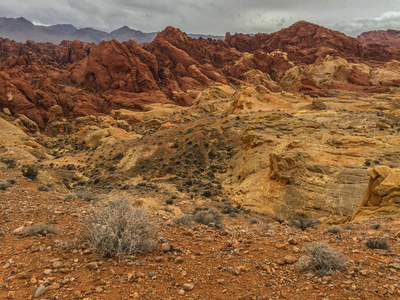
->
[1,22,400,129]
[227,21,364,64]
[358,30,400,48]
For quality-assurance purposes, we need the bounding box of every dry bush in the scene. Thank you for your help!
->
[21,165,39,180]
[327,225,341,234]
[6,178,17,185]
[370,223,381,230]
[296,242,347,276]
[75,188,101,202]
[24,223,57,236]
[365,238,390,251]
[82,198,156,258]
[290,216,320,231]
[173,208,223,228]
[193,208,223,228]
[172,214,194,226]
[38,185,50,192]
[0,180,11,190]
[64,193,77,201]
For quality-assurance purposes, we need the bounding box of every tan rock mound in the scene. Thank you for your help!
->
[352,166,400,221]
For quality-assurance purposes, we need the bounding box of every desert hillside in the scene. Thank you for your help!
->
[1,20,400,299]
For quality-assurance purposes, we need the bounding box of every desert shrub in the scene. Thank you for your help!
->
[0,158,16,168]
[64,193,77,201]
[370,223,381,230]
[22,165,39,180]
[327,225,341,234]
[193,208,223,228]
[165,199,174,205]
[221,204,239,215]
[249,218,260,224]
[272,216,285,224]
[290,217,320,231]
[365,238,390,251]
[202,190,212,198]
[172,214,194,226]
[24,223,57,236]
[172,209,223,228]
[38,185,50,192]
[0,180,11,190]
[75,188,100,202]
[82,198,156,258]
[296,242,347,276]
[6,178,17,185]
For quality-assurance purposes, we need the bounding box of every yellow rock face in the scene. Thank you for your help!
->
[352,166,400,221]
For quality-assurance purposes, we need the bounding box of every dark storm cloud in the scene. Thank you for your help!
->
[0,0,399,36]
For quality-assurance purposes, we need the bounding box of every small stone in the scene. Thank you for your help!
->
[86,262,98,270]
[175,256,184,264]
[30,278,37,284]
[53,261,63,268]
[390,263,400,269]
[17,272,29,279]
[219,229,229,236]
[178,289,185,295]
[44,269,52,275]
[276,244,287,250]
[183,283,194,291]
[34,286,46,298]
[284,255,297,264]
[360,269,370,276]
[154,256,163,262]
[288,238,298,245]
[95,286,104,293]
[47,283,61,290]
[161,243,172,252]
[127,273,136,283]
[13,225,25,235]
[82,249,92,255]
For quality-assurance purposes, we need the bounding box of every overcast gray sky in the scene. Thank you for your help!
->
[1,0,400,36]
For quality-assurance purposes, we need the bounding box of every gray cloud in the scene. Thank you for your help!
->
[334,11,400,37]
[0,0,399,36]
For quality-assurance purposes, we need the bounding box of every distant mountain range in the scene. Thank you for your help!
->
[0,17,224,44]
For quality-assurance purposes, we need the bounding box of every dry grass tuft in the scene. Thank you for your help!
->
[82,197,156,258]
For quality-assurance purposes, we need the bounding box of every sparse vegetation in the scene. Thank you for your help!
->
[365,238,390,251]
[22,165,39,180]
[290,216,320,231]
[75,188,100,202]
[23,223,57,236]
[172,214,194,226]
[370,223,381,230]
[272,216,285,224]
[327,225,341,234]
[221,204,239,215]
[38,185,50,192]
[172,208,223,228]
[193,208,223,228]
[82,197,156,258]
[64,193,77,201]
[6,178,17,185]
[165,199,174,205]
[296,242,347,276]
[0,180,11,190]
[249,218,260,224]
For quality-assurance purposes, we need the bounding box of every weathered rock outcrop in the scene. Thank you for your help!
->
[358,29,400,48]
[227,21,364,64]
[352,166,400,221]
